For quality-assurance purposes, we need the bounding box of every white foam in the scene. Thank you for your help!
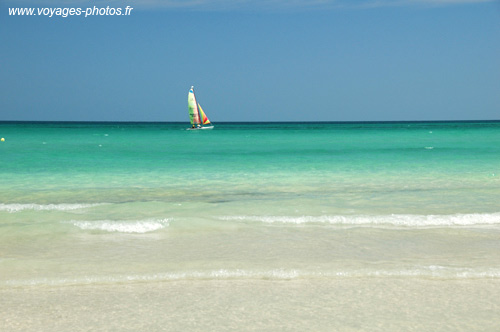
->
[69,218,170,233]
[5,266,500,287]
[0,203,105,213]
[3,269,300,287]
[219,213,500,227]
[364,265,500,279]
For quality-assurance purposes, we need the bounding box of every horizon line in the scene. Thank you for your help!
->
[1,119,499,124]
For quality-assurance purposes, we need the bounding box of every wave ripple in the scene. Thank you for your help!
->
[0,203,105,213]
[68,219,170,233]
[219,213,500,227]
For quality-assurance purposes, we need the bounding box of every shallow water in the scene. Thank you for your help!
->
[1,121,499,330]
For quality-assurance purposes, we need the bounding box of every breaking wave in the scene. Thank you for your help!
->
[0,203,105,213]
[68,219,170,233]
[219,213,500,227]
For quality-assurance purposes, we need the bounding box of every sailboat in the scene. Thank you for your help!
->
[187,86,214,130]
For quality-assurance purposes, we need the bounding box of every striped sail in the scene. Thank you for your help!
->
[188,87,201,125]
[198,104,211,125]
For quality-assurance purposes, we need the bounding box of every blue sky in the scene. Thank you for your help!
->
[1,0,499,121]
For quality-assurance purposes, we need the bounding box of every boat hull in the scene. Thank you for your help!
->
[187,126,214,130]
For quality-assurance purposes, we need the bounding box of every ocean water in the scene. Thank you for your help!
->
[1,121,500,331]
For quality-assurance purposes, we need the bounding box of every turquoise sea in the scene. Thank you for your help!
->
[1,121,500,331]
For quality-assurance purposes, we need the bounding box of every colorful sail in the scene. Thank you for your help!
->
[198,104,211,125]
[188,86,201,125]
[187,86,214,129]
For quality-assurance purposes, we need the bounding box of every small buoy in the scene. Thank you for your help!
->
[1,138,4,142]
